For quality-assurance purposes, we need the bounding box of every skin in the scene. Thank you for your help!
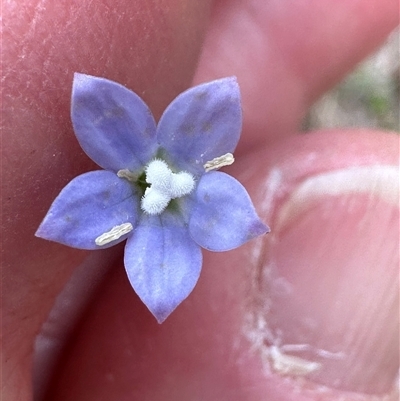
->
[2,0,399,400]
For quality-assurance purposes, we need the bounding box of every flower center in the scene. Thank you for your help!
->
[141,159,195,215]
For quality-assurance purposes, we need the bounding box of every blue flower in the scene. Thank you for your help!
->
[36,73,270,323]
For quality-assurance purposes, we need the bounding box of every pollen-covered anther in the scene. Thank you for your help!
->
[117,169,138,182]
[204,152,235,172]
[95,222,134,246]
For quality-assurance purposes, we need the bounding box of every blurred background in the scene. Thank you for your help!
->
[303,29,399,132]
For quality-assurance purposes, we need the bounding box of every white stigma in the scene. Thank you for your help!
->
[169,171,195,198]
[141,187,171,215]
[141,159,195,215]
[145,159,172,191]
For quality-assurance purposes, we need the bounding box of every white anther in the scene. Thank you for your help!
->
[141,187,170,215]
[117,169,138,182]
[204,153,234,172]
[145,159,172,191]
[95,222,133,246]
[169,171,195,198]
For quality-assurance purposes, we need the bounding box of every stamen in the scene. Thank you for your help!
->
[95,222,133,246]
[204,153,234,172]
[117,169,138,182]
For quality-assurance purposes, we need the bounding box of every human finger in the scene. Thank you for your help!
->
[44,130,399,400]
[194,0,399,148]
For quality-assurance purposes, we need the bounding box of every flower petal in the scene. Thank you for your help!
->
[157,77,242,175]
[71,73,158,172]
[189,172,270,251]
[124,212,202,323]
[36,171,139,250]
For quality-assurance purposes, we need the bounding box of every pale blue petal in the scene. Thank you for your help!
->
[36,171,139,250]
[124,212,202,323]
[157,77,242,175]
[71,73,158,172]
[189,172,270,251]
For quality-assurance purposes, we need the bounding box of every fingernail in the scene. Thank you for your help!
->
[252,166,399,395]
